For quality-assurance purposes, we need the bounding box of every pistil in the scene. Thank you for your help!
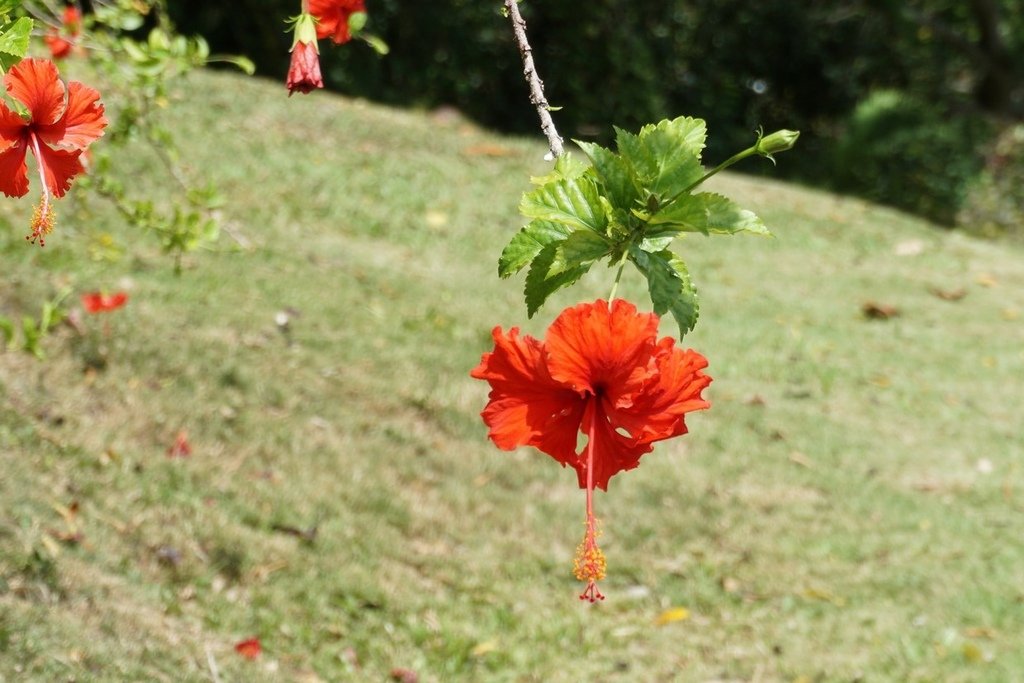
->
[574,398,606,602]
[26,133,55,246]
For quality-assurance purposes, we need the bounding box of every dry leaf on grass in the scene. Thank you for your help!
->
[862,301,900,319]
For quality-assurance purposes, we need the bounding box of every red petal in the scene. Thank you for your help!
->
[4,58,66,126]
[309,0,365,44]
[0,140,29,197]
[286,41,324,96]
[45,34,73,60]
[470,326,584,467]
[0,101,27,154]
[610,341,711,446]
[234,638,261,659]
[36,81,106,150]
[81,293,103,313]
[579,399,653,491]
[546,299,659,395]
[33,140,84,198]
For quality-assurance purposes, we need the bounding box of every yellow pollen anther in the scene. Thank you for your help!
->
[27,198,56,247]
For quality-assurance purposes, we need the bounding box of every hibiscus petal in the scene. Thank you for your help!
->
[546,299,659,394]
[33,142,84,198]
[0,102,27,154]
[579,400,653,491]
[611,342,711,445]
[471,326,584,466]
[36,81,107,150]
[309,0,365,44]
[4,58,67,126]
[0,141,29,197]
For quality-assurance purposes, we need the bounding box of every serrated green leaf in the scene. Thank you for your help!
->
[554,230,611,272]
[639,117,706,199]
[649,192,770,236]
[638,235,674,252]
[615,117,706,201]
[575,140,639,210]
[524,244,592,317]
[0,17,33,58]
[498,220,571,278]
[640,116,707,159]
[530,151,589,186]
[629,247,699,337]
[520,174,607,233]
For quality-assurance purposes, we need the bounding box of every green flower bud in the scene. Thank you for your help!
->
[348,12,368,36]
[756,129,800,159]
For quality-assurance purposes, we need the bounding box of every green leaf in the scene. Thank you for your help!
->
[530,152,589,186]
[0,17,33,58]
[498,220,571,278]
[575,140,639,210]
[0,0,21,17]
[629,247,700,337]
[615,117,706,201]
[520,174,607,233]
[639,117,707,199]
[524,244,592,317]
[649,192,770,236]
[554,230,611,272]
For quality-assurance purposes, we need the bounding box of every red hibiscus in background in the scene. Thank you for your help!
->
[234,637,261,660]
[0,58,107,245]
[287,40,323,96]
[45,6,83,60]
[81,291,127,313]
[309,0,366,45]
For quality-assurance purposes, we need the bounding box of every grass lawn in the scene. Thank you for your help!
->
[1,68,1023,682]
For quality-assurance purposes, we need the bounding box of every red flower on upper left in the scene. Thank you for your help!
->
[0,58,107,246]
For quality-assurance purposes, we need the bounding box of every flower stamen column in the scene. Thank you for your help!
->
[574,398,606,602]
[28,133,56,245]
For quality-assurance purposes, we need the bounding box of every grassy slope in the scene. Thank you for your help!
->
[1,69,1023,682]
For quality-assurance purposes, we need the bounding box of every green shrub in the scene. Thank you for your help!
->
[959,124,1024,241]
[831,91,993,225]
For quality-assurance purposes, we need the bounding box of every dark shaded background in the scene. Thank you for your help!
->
[169,0,1022,227]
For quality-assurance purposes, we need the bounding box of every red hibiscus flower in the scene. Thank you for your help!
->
[286,13,324,96]
[0,58,107,246]
[81,291,127,313]
[471,299,711,601]
[309,0,366,45]
[234,637,262,660]
[44,6,83,60]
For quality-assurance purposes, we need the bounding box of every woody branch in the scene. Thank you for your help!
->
[503,0,564,158]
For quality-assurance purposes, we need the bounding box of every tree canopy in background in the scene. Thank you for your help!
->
[170,0,1023,228]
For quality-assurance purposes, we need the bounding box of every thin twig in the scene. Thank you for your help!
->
[205,645,222,683]
[503,0,564,159]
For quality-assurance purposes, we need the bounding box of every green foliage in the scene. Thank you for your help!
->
[503,117,790,336]
[18,0,247,269]
[832,91,993,225]
[0,290,68,358]
[0,0,31,71]
[960,124,1024,241]
[171,0,1023,228]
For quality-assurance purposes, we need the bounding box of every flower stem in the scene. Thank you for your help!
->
[660,146,758,209]
[503,0,564,159]
[607,251,628,302]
